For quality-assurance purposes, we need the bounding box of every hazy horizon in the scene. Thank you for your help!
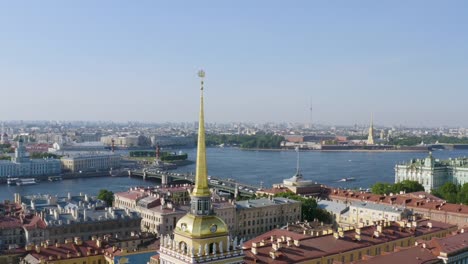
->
[1,1,467,127]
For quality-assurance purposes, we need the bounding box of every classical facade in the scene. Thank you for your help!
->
[114,185,192,235]
[158,71,243,264]
[13,193,141,246]
[232,198,301,239]
[60,153,121,172]
[0,139,61,177]
[395,153,468,192]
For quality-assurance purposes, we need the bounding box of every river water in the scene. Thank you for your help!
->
[1,148,467,201]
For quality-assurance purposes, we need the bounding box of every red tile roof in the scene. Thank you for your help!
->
[355,245,438,264]
[327,188,468,215]
[0,216,22,229]
[243,220,455,264]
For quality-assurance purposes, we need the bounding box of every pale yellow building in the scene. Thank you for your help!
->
[60,153,121,173]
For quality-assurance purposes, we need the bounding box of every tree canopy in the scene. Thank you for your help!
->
[205,133,285,149]
[432,182,468,205]
[274,192,332,223]
[97,189,114,206]
[371,180,425,195]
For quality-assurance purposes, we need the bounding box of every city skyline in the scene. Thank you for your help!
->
[1,1,467,126]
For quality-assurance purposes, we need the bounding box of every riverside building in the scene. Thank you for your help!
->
[60,153,121,173]
[0,139,61,177]
[395,153,468,192]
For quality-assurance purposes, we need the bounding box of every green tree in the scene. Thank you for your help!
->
[393,180,425,193]
[458,183,468,205]
[433,182,459,203]
[371,182,391,195]
[97,189,114,206]
[371,180,424,195]
[274,192,332,223]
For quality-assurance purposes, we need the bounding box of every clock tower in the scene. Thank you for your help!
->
[157,71,244,264]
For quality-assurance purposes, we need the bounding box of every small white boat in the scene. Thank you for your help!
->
[338,177,356,182]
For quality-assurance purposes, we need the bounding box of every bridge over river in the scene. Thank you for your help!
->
[127,169,259,198]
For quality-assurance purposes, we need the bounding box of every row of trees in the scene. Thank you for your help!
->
[30,152,62,159]
[129,150,188,161]
[371,180,425,195]
[389,135,468,146]
[432,182,468,205]
[205,133,285,149]
[274,192,332,223]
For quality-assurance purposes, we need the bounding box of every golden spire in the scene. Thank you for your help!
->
[192,70,211,197]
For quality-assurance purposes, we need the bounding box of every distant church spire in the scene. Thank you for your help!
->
[367,113,375,145]
[192,69,211,197]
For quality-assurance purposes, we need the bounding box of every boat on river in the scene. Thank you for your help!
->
[16,178,38,186]
[48,176,62,182]
[338,177,356,182]
[7,178,19,185]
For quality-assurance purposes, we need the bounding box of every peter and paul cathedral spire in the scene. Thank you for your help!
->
[367,113,375,145]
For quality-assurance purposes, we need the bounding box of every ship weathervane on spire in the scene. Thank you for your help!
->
[198,70,205,91]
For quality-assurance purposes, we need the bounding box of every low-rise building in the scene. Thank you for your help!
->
[234,197,301,239]
[243,219,457,264]
[8,193,142,246]
[114,187,189,236]
[356,229,468,264]
[327,189,468,227]
[0,216,24,250]
[115,187,301,240]
[60,153,121,173]
[19,235,158,264]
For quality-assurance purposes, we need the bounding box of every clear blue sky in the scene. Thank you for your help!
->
[1,1,467,127]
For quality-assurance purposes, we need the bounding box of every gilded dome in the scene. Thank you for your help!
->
[175,214,228,238]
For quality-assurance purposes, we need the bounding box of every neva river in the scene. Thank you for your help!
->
[1,148,467,201]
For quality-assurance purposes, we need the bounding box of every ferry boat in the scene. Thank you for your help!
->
[7,178,19,185]
[16,178,38,186]
[7,177,19,185]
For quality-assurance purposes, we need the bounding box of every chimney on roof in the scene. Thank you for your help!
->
[293,239,300,247]
[35,244,41,253]
[377,225,383,233]
[251,247,258,255]
[373,231,380,238]
[96,238,102,248]
[74,237,82,246]
[333,232,339,239]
